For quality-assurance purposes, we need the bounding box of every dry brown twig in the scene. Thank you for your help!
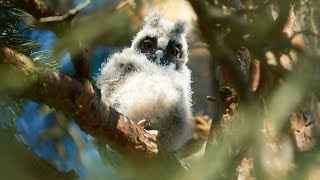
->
[39,0,91,23]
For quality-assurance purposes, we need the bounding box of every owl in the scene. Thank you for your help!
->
[97,12,193,156]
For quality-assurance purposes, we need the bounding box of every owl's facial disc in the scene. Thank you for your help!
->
[139,37,182,68]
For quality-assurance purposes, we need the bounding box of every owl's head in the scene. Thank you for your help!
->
[131,12,189,70]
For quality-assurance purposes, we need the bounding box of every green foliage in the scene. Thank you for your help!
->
[0,3,59,69]
[0,3,39,55]
[0,3,58,132]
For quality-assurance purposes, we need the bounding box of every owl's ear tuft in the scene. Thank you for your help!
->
[173,20,187,34]
[145,11,162,27]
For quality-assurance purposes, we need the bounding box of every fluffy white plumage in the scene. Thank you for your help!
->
[97,12,193,154]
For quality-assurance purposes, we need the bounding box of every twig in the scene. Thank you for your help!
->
[273,1,291,37]
[220,0,244,9]
[207,96,217,102]
[291,30,320,40]
[10,0,94,81]
[39,0,91,22]
[35,0,93,81]
[231,0,276,14]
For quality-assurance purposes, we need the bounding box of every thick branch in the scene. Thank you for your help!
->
[188,0,250,98]
[0,47,158,162]
[68,45,92,81]
[188,0,253,153]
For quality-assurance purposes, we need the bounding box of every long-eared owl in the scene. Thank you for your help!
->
[97,12,193,155]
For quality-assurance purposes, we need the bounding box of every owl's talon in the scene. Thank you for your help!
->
[137,119,150,129]
[138,120,158,137]
[145,129,159,138]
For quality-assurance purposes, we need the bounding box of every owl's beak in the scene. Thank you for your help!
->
[154,50,164,64]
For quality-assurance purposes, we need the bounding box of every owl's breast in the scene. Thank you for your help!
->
[109,72,183,122]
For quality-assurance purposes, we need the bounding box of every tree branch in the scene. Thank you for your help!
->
[188,0,253,152]
[65,47,93,84]
[0,47,159,162]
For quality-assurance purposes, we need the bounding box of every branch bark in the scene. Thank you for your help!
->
[188,1,260,179]
[188,0,253,153]
[0,47,159,162]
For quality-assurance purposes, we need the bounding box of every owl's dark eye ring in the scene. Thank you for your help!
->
[140,37,156,53]
[169,47,180,57]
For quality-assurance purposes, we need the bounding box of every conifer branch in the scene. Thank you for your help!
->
[0,47,159,162]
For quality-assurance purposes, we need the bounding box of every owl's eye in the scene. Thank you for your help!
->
[169,47,180,57]
[140,37,156,53]
[143,40,153,50]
